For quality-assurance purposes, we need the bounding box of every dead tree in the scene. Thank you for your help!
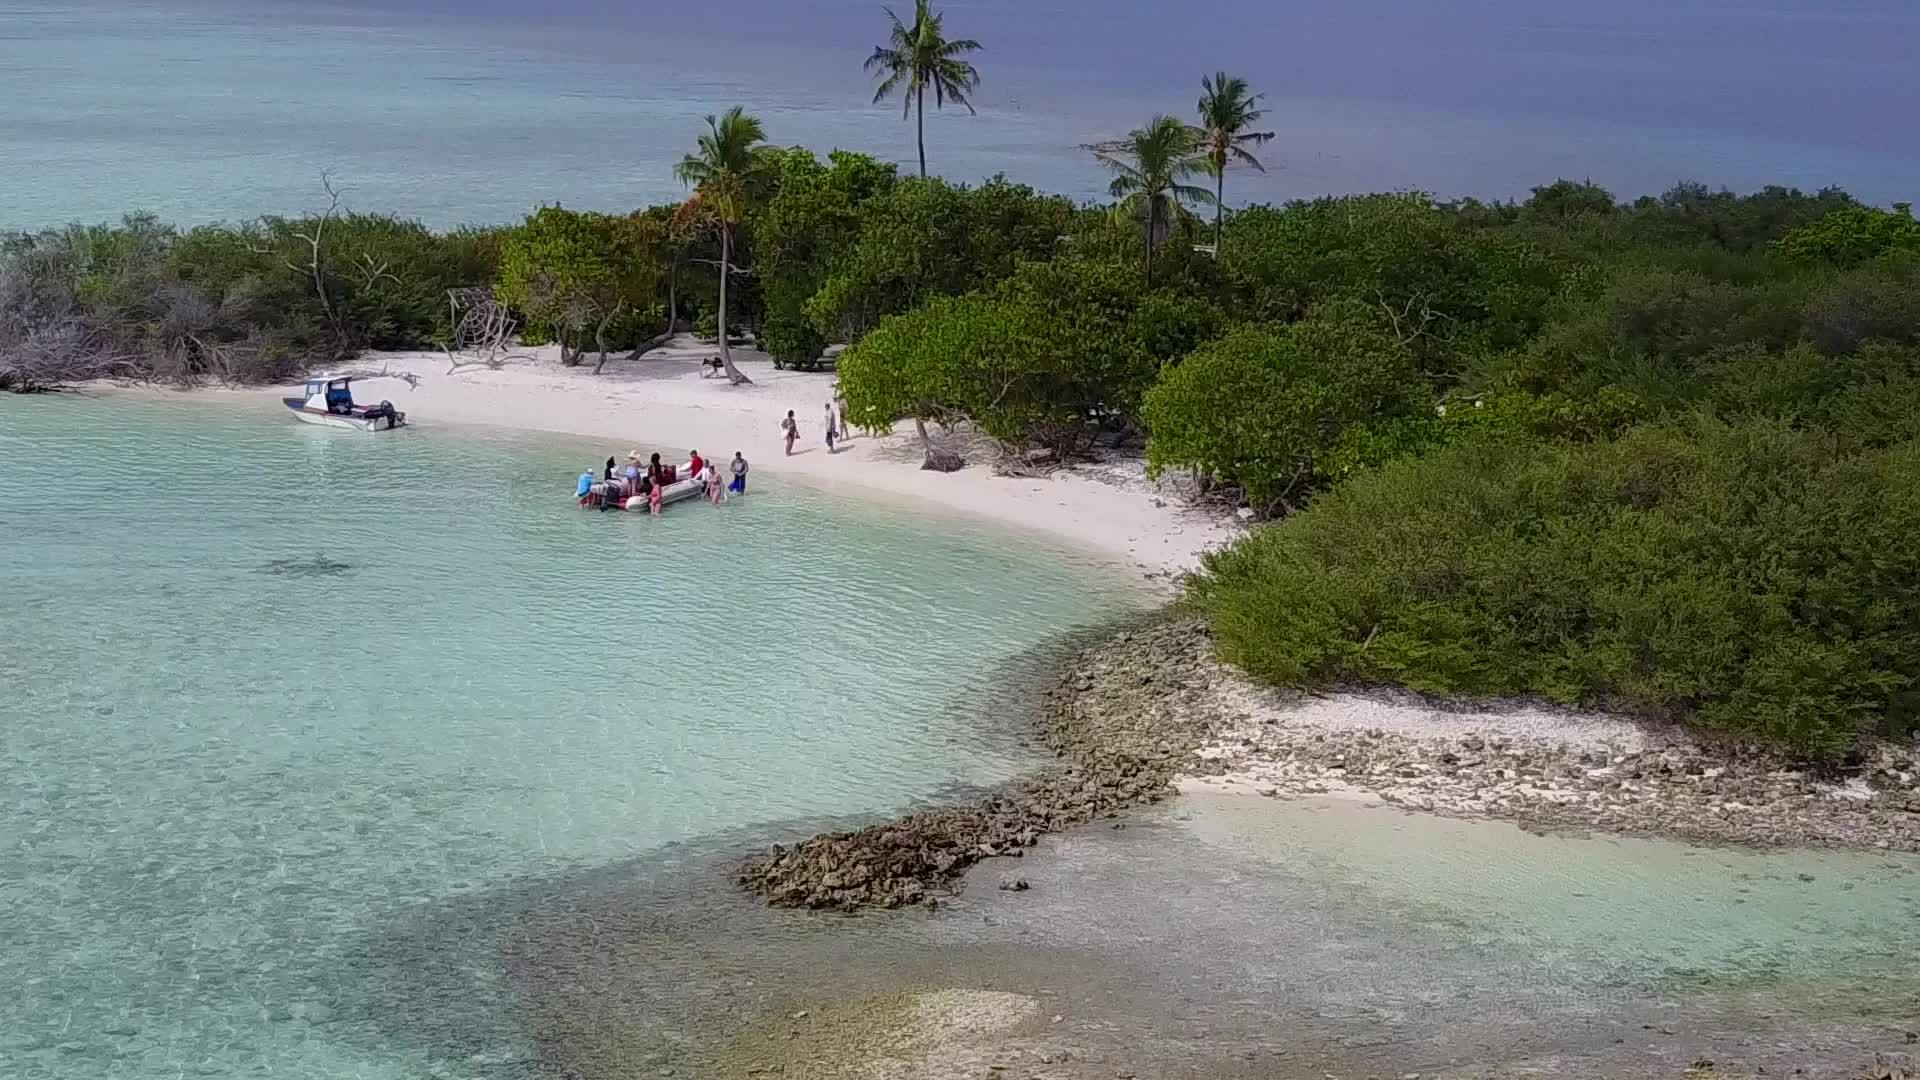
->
[0,315,141,392]
[440,287,531,374]
[290,174,349,352]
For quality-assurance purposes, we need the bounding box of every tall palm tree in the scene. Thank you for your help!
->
[1194,72,1274,259]
[674,106,768,385]
[866,0,982,179]
[1086,116,1213,285]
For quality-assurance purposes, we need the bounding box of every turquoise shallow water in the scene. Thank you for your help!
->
[0,393,1141,1078]
[4,395,1917,1079]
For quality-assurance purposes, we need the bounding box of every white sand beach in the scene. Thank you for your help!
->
[129,337,1239,578]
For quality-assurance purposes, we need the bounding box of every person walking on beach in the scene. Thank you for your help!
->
[835,397,852,443]
[729,451,748,494]
[782,410,799,456]
[824,402,839,454]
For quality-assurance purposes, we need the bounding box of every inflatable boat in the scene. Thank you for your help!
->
[578,461,710,511]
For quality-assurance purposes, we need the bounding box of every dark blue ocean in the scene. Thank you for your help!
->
[4,1,1917,226]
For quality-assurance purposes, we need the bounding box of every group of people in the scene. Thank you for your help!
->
[578,448,747,514]
[782,400,854,456]
[577,393,854,515]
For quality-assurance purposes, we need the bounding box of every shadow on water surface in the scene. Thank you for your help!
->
[330,794,1920,1080]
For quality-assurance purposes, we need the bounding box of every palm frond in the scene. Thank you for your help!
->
[676,107,768,225]
[867,0,982,121]
[1195,72,1273,177]
[1227,142,1271,172]
[1171,182,1218,206]
[870,67,906,106]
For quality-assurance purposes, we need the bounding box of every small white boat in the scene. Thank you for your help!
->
[283,377,406,431]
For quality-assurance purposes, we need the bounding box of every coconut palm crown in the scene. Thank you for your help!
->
[674,106,769,385]
[1195,72,1275,258]
[866,0,983,178]
[1086,115,1214,284]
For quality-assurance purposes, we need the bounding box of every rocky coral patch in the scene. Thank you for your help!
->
[738,620,1213,911]
[740,616,1920,912]
[1169,640,1920,854]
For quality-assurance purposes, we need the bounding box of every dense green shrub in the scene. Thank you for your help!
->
[836,257,1154,453]
[1800,252,1920,355]
[1771,204,1920,268]
[1222,194,1471,322]
[1191,417,1920,757]
[1142,299,1421,510]
[754,149,896,365]
[495,206,668,363]
[805,175,1073,342]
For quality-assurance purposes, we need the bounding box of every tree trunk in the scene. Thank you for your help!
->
[1143,200,1156,286]
[916,88,927,179]
[1213,167,1225,259]
[590,300,625,374]
[915,416,963,471]
[627,260,681,361]
[716,227,752,385]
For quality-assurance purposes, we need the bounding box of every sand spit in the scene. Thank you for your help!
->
[742,618,1919,912]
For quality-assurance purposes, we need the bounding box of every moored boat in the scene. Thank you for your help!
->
[283,377,406,431]
[578,460,710,511]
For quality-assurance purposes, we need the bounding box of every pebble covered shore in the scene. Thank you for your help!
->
[740,618,1920,911]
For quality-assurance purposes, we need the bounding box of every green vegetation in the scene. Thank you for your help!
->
[0,201,503,388]
[675,106,774,384]
[1193,72,1274,258]
[1193,420,1920,757]
[494,206,666,367]
[1086,116,1213,285]
[8,61,1915,756]
[1164,188,1920,757]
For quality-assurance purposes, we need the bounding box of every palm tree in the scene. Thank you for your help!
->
[866,0,982,179]
[674,106,768,385]
[1086,116,1213,285]
[1194,72,1274,259]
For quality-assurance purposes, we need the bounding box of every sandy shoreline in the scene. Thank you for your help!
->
[58,357,1920,1077]
[103,338,1238,581]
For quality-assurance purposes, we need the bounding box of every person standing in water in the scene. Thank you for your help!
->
[729,451,748,494]
[781,410,799,456]
[705,460,724,504]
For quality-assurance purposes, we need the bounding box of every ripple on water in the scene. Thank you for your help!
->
[0,394,1143,1079]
